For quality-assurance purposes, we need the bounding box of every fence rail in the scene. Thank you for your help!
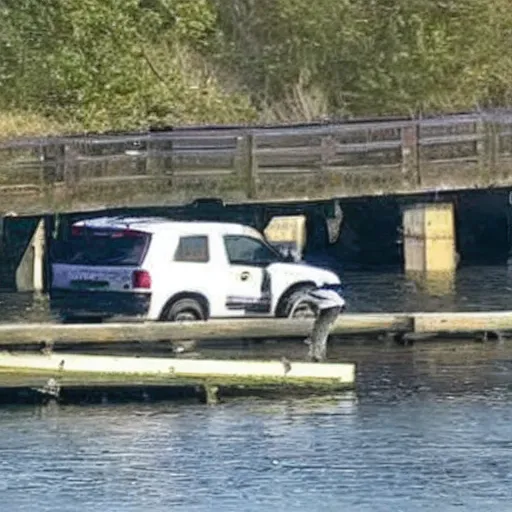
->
[2,111,512,215]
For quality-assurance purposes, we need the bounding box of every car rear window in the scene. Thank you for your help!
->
[52,227,150,266]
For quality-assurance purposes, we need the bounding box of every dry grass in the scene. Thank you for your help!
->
[259,71,334,124]
[0,111,79,140]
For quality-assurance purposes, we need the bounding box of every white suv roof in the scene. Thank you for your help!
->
[73,216,262,238]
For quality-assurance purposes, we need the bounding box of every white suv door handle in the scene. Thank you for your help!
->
[240,271,250,281]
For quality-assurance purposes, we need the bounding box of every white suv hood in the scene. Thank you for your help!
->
[267,262,340,286]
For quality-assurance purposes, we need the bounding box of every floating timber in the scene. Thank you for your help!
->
[0,352,354,384]
[0,311,508,352]
[0,311,512,347]
[0,352,355,405]
[0,314,411,347]
[413,311,512,334]
[1,309,512,406]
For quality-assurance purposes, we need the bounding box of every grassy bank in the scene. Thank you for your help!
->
[2,0,512,138]
[0,112,79,140]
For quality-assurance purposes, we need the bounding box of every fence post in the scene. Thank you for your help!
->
[320,134,336,170]
[401,123,420,186]
[167,135,175,176]
[57,143,67,183]
[476,117,486,175]
[62,143,81,207]
[477,117,499,180]
[63,143,72,189]
[492,119,503,179]
[135,140,148,176]
[41,143,66,186]
[236,134,258,199]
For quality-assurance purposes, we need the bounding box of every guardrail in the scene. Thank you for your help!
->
[2,111,512,214]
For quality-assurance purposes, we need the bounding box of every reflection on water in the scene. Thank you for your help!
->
[2,266,512,510]
[343,265,512,313]
[404,270,456,297]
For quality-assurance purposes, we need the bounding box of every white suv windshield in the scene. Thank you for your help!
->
[52,228,150,266]
[224,235,284,265]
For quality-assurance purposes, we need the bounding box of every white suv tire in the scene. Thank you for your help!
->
[161,297,206,322]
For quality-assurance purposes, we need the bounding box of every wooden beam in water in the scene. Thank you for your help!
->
[0,314,412,346]
[0,352,355,387]
[1,310,512,358]
[333,313,412,334]
[414,311,512,334]
[2,310,511,346]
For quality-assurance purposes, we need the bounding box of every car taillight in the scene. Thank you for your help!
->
[132,270,151,289]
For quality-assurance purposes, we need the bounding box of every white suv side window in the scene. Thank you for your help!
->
[174,235,209,263]
[224,235,282,265]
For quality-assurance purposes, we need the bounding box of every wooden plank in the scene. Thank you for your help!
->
[419,114,480,127]
[67,133,239,147]
[256,146,322,158]
[419,133,483,146]
[173,169,234,177]
[333,313,412,333]
[414,311,512,333]
[0,184,41,194]
[77,171,233,185]
[254,120,410,142]
[0,314,411,346]
[0,352,355,384]
[324,163,401,174]
[257,167,319,176]
[418,157,479,165]
[255,140,401,159]
[75,148,236,163]
[334,140,401,153]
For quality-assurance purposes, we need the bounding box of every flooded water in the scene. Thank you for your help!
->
[2,264,512,322]
[3,341,512,512]
[2,265,512,511]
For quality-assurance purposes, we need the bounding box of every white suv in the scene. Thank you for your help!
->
[49,216,345,322]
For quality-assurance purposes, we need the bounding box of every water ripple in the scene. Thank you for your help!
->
[1,267,512,510]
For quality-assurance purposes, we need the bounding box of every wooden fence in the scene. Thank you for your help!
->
[2,111,512,215]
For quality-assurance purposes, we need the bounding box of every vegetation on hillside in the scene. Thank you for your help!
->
[1,0,512,136]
